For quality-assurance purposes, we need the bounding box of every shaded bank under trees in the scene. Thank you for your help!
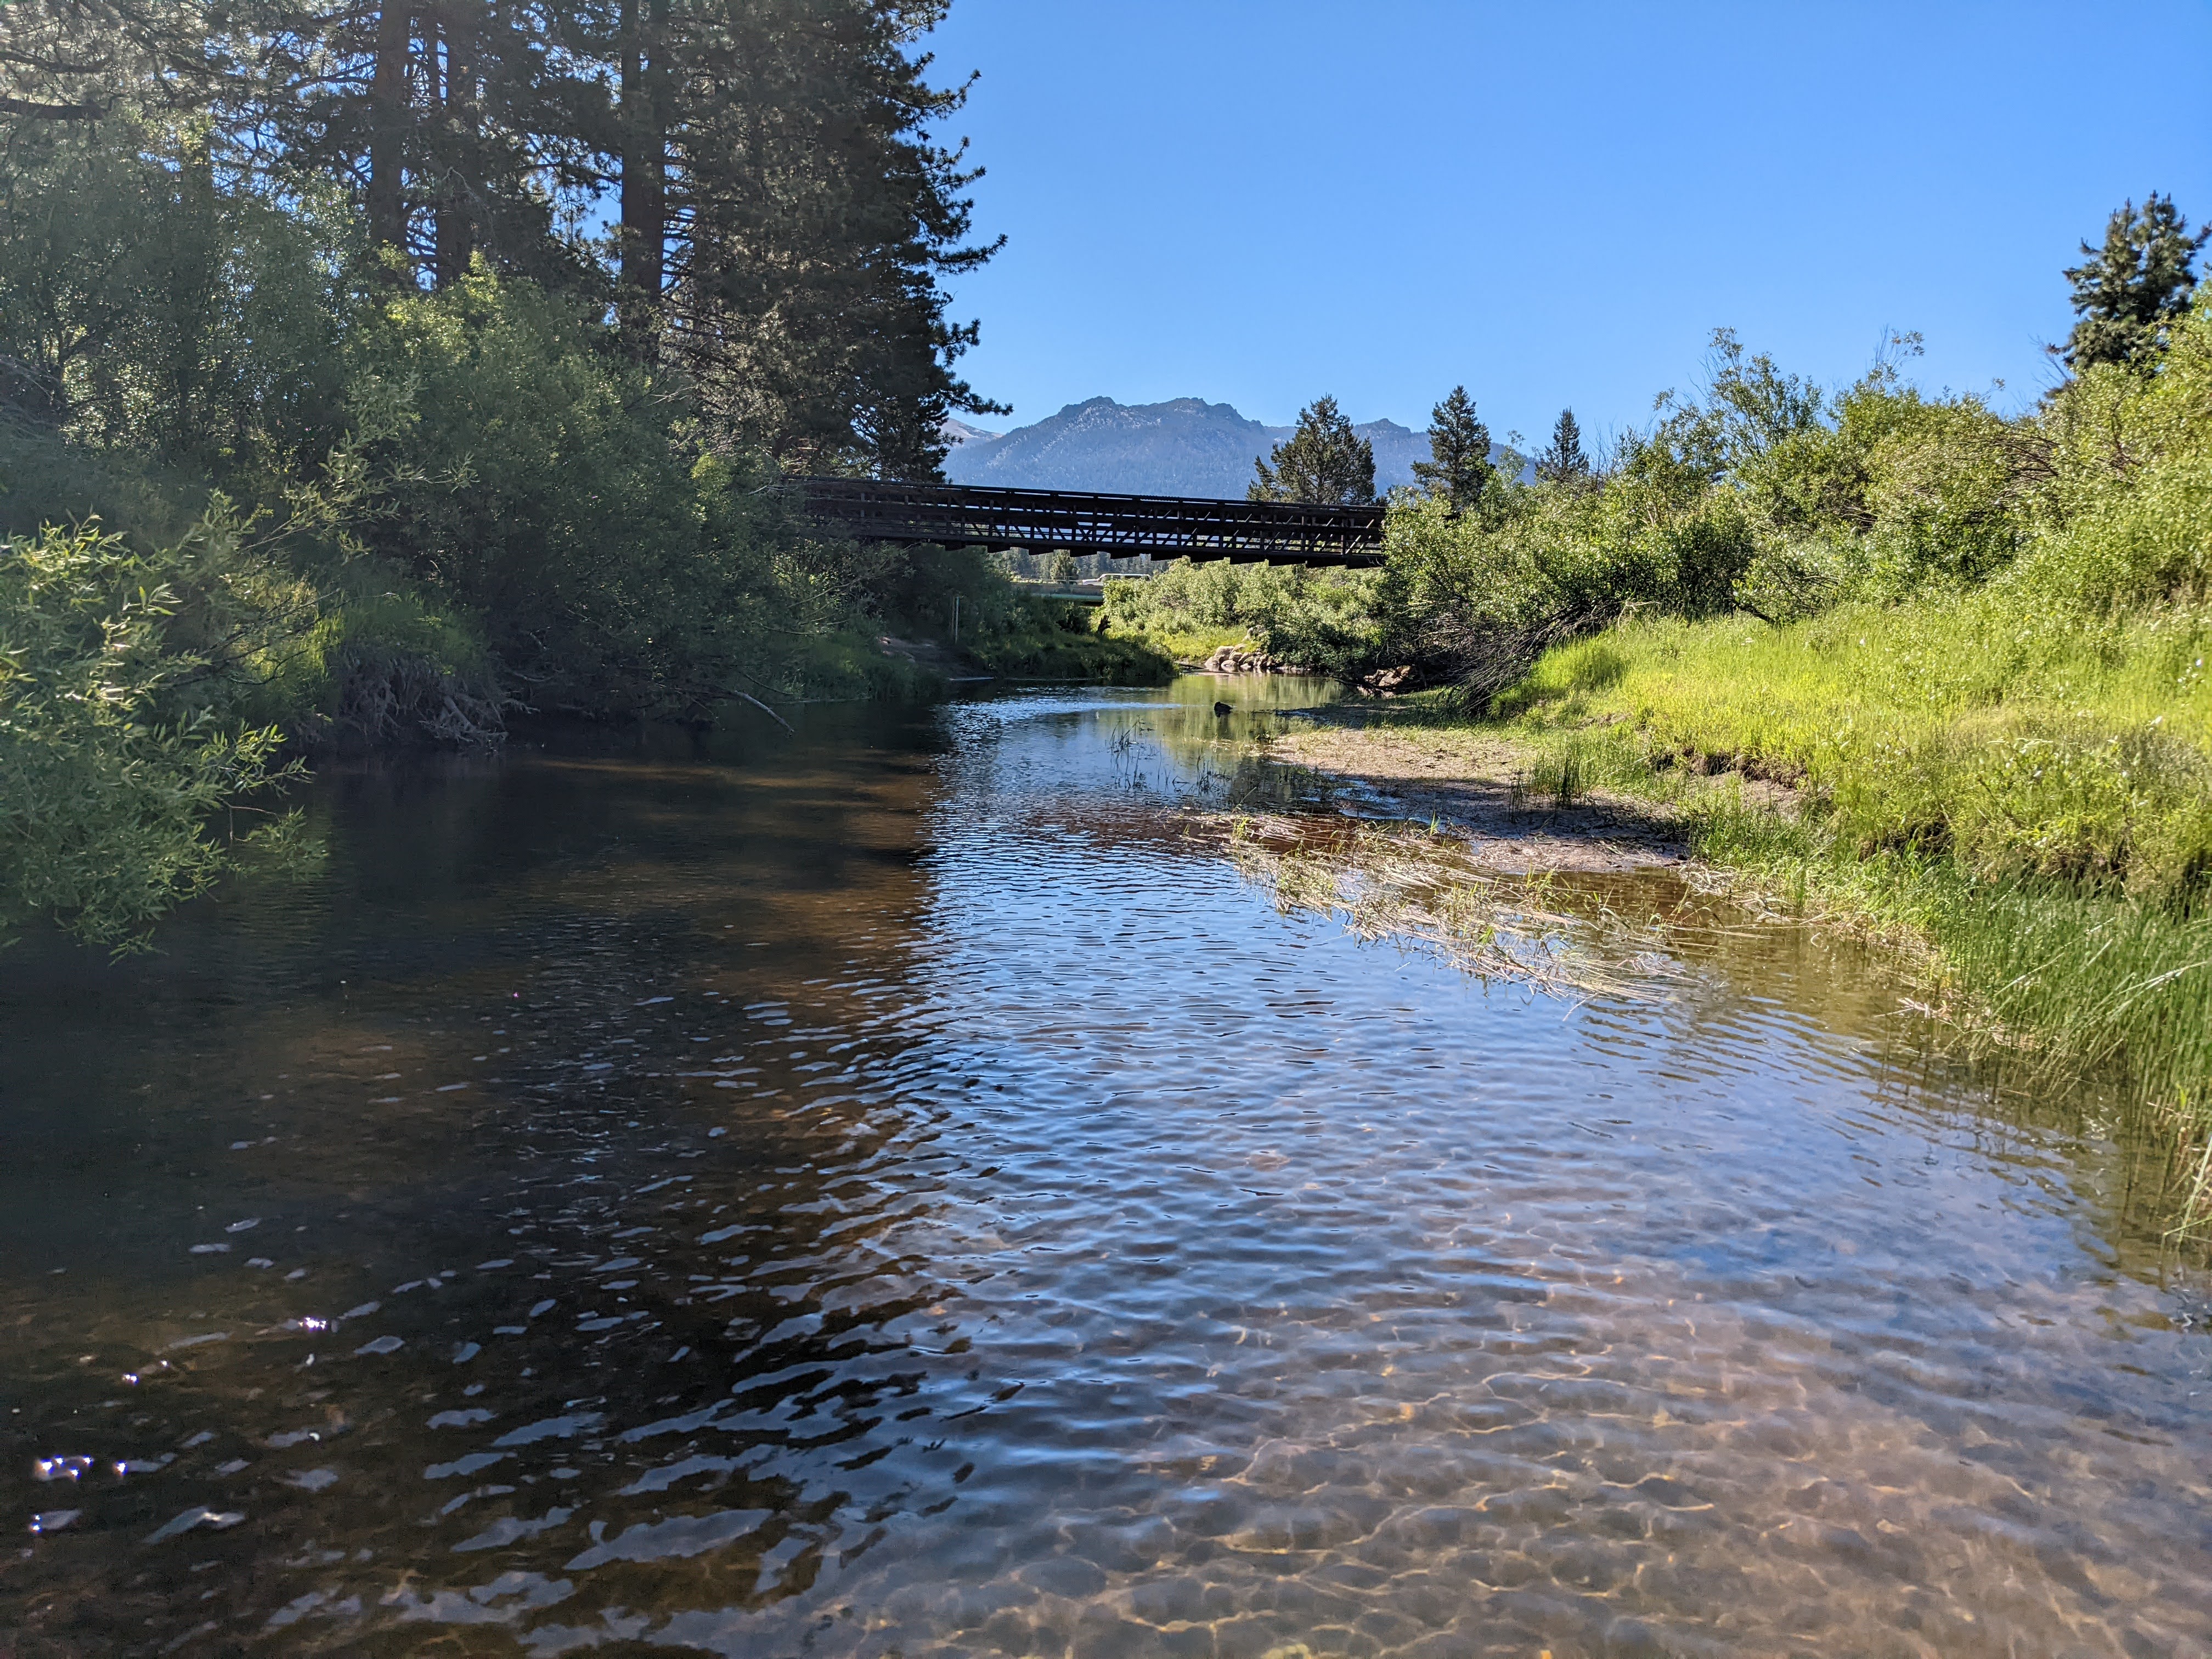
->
[0,0,1025,949]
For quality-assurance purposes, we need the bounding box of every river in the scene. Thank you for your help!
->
[3,675,2207,1657]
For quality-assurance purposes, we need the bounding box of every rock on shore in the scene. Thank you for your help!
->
[1199,644,1308,675]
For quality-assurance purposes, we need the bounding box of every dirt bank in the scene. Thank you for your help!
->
[1263,720,1689,876]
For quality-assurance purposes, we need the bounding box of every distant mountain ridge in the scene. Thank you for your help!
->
[941,396,1498,498]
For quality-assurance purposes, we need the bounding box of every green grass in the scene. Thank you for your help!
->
[1093,616,1256,667]
[1469,596,2212,1185]
[1499,596,2212,901]
[964,599,1176,684]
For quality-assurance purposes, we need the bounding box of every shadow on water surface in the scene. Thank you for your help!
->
[1,678,2208,1658]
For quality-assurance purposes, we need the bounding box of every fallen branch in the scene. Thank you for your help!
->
[729,688,795,732]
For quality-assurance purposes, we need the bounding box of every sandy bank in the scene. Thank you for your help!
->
[1263,721,1689,876]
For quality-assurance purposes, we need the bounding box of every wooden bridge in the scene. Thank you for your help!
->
[792,477,1387,566]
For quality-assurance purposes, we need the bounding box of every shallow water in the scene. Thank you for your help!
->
[2,675,2208,1658]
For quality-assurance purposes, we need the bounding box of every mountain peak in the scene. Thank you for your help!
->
[945,396,1434,496]
[939,416,1003,449]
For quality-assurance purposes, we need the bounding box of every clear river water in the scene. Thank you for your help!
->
[2,675,2208,1658]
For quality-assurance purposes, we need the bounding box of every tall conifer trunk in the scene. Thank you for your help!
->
[366,1,412,254]
[617,0,667,357]
[171,122,220,443]
[433,3,478,286]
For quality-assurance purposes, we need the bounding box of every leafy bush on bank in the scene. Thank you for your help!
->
[0,521,299,951]
[1100,560,1382,674]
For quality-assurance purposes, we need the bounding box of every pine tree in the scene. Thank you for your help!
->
[1410,385,1493,510]
[664,0,1003,476]
[2061,194,2208,370]
[1535,408,1590,484]
[0,0,1002,475]
[611,0,673,357]
[1251,396,1375,504]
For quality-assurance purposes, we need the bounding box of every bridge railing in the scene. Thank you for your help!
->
[789,477,1386,566]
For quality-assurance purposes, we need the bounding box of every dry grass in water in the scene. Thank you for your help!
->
[1204,812,1688,1003]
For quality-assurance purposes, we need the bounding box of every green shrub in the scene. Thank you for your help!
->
[0,520,300,950]
[1100,560,1382,674]
[968,595,1173,684]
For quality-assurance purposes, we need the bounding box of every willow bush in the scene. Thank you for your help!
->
[0,521,301,951]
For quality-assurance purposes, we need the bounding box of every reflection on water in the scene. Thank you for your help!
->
[2,676,2208,1658]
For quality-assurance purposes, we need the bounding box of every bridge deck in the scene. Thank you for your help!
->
[794,477,1386,566]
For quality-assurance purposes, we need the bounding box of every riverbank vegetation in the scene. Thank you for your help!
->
[1098,558,1380,673]
[0,0,1079,947]
[881,547,1170,682]
[1133,198,2212,1169]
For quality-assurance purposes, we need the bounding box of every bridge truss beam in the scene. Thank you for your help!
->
[793,478,1386,566]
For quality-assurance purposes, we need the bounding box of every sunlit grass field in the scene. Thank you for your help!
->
[1482,595,2212,1157]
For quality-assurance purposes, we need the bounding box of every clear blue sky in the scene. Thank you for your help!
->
[921,1,2212,447]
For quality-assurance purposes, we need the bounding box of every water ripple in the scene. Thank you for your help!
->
[0,684,2205,1656]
